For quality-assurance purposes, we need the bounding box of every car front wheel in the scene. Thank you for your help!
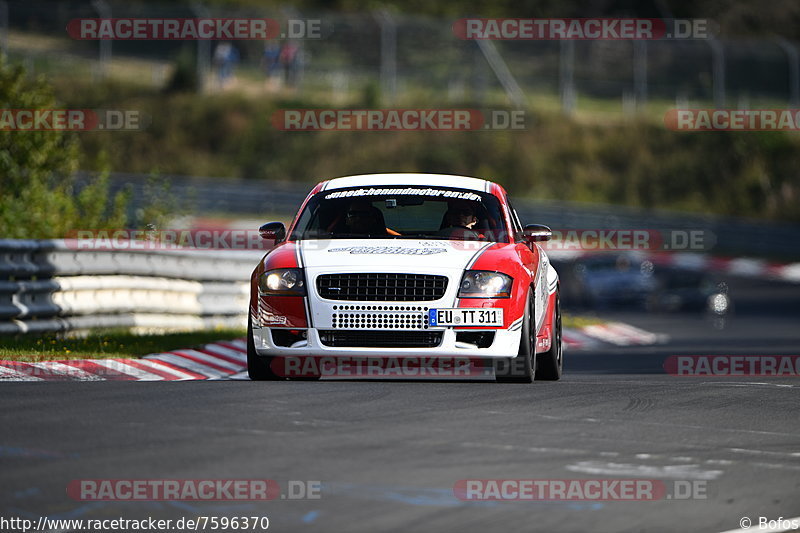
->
[247,316,280,381]
[495,290,536,383]
[536,290,563,381]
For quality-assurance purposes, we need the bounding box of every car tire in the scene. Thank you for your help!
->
[536,290,563,381]
[495,290,536,383]
[247,316,280,381]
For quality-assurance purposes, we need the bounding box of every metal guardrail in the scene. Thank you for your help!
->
[102,173,310,219]
[104,172,800,260]
[0,239,262,335]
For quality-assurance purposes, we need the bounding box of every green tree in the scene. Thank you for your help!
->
[0,57,128,238]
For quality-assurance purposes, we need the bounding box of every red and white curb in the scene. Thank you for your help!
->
[649,252,800,283]
[569,321,667,348]
[0,339,249,382]
[0,323,664,381]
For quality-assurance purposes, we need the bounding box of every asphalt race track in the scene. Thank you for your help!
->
[2,275,799,533]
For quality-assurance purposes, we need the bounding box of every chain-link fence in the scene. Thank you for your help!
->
[2,2,799,112]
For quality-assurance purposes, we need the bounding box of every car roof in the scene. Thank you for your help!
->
[319,173,495,193]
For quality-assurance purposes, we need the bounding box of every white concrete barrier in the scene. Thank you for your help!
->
[0,239,260,334]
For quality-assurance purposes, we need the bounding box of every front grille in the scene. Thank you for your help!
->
[317,273,447,302]
[318,330,443,348]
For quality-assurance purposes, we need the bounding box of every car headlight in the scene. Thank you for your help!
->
[259,269,306,296]
[458,271,512,298]
[708,293,729,315]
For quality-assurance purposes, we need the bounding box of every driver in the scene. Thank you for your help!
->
[438,200,481,240]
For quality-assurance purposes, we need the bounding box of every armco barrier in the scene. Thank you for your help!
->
[0,239,262,335]
[104,172,800,260]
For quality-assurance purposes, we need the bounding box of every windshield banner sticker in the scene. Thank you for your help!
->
[328,246,447,255]
[324,187,482,202]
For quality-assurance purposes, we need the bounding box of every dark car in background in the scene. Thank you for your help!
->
[648,267,732,316]
[569,252,657,309]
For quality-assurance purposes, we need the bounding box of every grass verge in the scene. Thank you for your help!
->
[562,314,604,329]
[0,329,246,362]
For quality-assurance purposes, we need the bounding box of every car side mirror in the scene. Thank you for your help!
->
[259,222,286,243]
[521,224,552,243]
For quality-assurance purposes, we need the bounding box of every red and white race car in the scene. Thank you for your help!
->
[247,173,561,382]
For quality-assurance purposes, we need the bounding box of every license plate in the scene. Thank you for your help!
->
[428,308,503,327]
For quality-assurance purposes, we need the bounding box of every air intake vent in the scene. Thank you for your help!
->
[318,330,443,348]
[317,273,447,301]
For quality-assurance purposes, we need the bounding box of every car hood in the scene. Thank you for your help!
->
[298,238,493,272]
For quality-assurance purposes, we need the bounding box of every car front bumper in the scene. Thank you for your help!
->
[251,325,523,359]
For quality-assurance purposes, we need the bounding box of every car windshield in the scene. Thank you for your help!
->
[289,186,509,242]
